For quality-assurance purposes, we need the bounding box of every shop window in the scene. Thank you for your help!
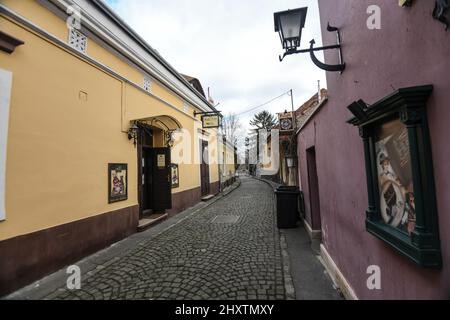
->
[347,85,441,268]
[68,28,87,53]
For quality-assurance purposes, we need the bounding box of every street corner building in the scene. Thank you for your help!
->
[295,0,450,299]
[0,0,234,295]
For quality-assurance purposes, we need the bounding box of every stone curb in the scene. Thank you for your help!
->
[4,179,242,300]
[251,176,297,300]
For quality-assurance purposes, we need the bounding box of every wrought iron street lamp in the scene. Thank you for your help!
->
[274,7,346,73]
[166,130,175,148]
[274,7,307,51]
[286,154,296,168]
[127,122,138,147]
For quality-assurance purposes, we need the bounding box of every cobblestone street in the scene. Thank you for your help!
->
[43,177,285,300]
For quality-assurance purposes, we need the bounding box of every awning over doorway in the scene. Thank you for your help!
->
[132,115,182,131]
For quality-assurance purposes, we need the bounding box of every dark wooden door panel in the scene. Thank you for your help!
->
[151,147,172,210]
[200,140,210,196]
[142,147,153,212]
[307,147,321,230]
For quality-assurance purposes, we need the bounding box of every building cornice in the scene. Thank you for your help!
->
[0,4,200,123]
[47,0,217,113]
[0,30,24,54]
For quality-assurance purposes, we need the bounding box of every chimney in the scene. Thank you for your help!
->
[208,87,215,105]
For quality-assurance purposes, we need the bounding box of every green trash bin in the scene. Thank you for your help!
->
[275,186,300,228]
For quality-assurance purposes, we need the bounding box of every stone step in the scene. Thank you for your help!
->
[201,194,215,201]
[137,213,168,232]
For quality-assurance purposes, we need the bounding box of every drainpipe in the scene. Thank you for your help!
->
[218,121,223,194]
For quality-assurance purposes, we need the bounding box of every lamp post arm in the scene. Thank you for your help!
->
[278,23,345,73]
[309,40,346,72]
[279,43,341,61]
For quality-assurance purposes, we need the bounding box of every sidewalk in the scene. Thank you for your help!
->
[256,177,343,300]
[5,180,242,300]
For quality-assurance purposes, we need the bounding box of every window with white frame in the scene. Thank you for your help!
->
[143,77,151,92]
[68,28,87,53]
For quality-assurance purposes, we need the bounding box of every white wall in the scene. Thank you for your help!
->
[0,69,13,221]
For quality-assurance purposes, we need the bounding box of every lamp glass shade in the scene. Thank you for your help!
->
[286,156,294,168]
[274,7,308,50]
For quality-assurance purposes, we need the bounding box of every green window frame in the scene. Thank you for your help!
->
[348,85,441,268]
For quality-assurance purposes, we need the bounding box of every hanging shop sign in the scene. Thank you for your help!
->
[347,85,442,268]
[278,111,294,131]
[201,114,220,128]
[194,110,222,129]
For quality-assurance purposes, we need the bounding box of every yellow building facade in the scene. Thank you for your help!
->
[221,140,237,187]
[0,0,230,295]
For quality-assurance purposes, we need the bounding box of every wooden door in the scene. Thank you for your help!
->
[138,125,153,218]
[141,147,153,213]
[200,140,210,196]
[307,147,321,230]
[151,147,172,211]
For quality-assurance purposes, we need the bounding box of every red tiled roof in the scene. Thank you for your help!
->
[294,88,327,128]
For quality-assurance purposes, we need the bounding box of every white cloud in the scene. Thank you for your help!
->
[106,0,327,132]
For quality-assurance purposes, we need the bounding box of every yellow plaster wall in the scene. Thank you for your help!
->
[2,0,190,119]
[0,1,221,240]
[224,143,236,180]
[0,17,135,240]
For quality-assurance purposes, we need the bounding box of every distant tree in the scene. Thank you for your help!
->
[248,110,277,170]
[222,113,242,145]
[249,110,278,130]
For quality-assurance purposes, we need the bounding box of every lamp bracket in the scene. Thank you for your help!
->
[193,110,222,117]
[279,22,346,73]
[433,0,449,30]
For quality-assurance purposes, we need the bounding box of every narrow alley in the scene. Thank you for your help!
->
[7,177,339,300]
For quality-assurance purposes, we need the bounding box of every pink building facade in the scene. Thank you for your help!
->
[297,0,450,299]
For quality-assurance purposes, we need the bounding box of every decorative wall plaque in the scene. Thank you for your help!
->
[348,85,441,268]
[108,163,128,203]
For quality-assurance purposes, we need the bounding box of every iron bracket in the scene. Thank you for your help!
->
[279,23,346,73]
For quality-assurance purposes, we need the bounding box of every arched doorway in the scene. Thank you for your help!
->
[132,115,182,218]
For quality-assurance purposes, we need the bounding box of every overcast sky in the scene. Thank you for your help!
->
[106,0,326,140]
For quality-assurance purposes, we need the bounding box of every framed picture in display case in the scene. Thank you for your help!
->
[108,163,128,203]
[171,164,179,188]
[347,85,441,268]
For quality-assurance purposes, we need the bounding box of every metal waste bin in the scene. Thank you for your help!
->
[275,186,300,228]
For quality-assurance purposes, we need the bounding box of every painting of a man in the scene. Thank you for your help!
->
[375,119,415,234]
[378,152,405,227]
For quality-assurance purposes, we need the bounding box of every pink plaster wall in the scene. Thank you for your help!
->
[297,0,450,299]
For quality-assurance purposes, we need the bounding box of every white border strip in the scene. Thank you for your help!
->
[303,217,322,240]
[320,243,358,300]
[0,69,13,221]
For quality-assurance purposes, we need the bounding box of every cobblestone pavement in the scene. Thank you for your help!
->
[46,177,285,300]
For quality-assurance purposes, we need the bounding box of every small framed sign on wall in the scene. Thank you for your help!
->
[171,164,179,188]
[108,163,128,203]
